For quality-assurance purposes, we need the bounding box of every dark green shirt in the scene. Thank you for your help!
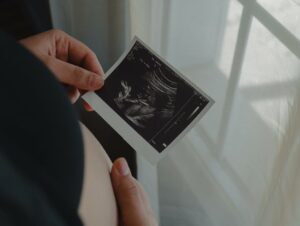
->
[0,31,84,226]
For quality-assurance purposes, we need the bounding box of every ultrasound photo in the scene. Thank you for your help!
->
[95,39,212,153]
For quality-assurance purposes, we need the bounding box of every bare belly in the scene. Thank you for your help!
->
[79,123,118,226]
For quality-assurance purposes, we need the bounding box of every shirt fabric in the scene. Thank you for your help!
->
[0,31,84,226]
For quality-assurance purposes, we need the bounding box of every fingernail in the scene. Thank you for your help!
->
[117,158,130,176]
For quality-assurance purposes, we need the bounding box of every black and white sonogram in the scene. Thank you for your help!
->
[96,40,211,153]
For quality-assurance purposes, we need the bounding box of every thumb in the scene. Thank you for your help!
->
[45,57,104,90]
[111,158,146,226]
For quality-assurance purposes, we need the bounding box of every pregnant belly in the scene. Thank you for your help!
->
[79,123,118,226]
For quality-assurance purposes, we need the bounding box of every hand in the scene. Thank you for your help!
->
[20,29,104,110]
[111,158,158,226]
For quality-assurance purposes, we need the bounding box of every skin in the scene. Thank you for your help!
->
[111,158,158,226]
[20,29,157,226]
[20,29,102,110]
[79,123,118,226]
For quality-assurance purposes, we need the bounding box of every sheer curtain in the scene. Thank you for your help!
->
[50,0,300,225]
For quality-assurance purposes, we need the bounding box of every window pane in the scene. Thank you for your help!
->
[258,0,300,40]
[223,18,300,212]
[163,0,227,69]
[217,0,243,77]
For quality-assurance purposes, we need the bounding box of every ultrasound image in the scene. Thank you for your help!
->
[97,41,210,152]
[114,68,177,129]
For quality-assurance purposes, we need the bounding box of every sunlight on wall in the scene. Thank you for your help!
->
[128,0,300,225]
[217,0,242,77]
[258,0,300,40]
[218,4,300,223]
[241,18,300,133]
[170,0,300,224]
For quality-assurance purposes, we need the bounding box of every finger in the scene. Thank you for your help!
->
[111,158,146,226]
[70,89,80,103]
[46,57,104,90]
[135,180,155,215]
[64,85,81,103]
[70,88,80,103]
[53,30,104,76]
[82,100,94,112]
[136,182,158,226]
[78,90,94,111]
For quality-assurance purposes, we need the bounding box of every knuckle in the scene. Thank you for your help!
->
[120,178,139,195]
[49,29,68,43]
[50,29,64,36]
[71,66,93,89]
[85,73,94,88]
[72,67,85,83]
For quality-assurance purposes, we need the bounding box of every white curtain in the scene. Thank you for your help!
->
[50,0,300,225]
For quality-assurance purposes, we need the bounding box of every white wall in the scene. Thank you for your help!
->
[50,0,129,71]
